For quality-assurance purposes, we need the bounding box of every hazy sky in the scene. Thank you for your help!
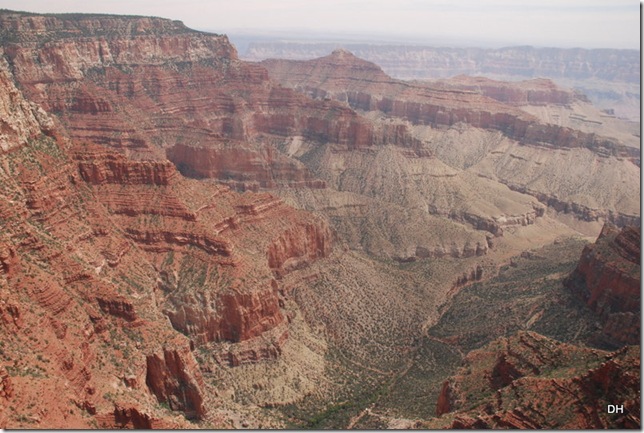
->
[1,0,640,49]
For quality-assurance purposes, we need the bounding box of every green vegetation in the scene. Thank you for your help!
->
[279,346,391,429]
[122,327,144,344]
[119,274,146,292]
[0,9,208,46]
[6,363,47,378]
[374,338,461,419]
[429,238,599,354]
[353,238,603,422]
[177,255,210,292]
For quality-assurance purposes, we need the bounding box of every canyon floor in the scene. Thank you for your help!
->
[0,11,640,429]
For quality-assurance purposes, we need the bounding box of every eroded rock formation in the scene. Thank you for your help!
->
[434,331,640,429]
[145,341,206,419]
[565,224,641,346]
[262,50,640,229]
[262,50,638,160]
[246,42,640,120]
[0,11,335,428]
[0,9,639,430]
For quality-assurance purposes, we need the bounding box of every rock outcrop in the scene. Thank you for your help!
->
[0,51,54,153]
[246,42,640,120]
[262,50,639,229]
[262,50,638,161]
[503,184,641,228]
[268,222,333,278]
[247,43,640,84]
[74,144,177,186]
[162,284,285,347]
[436,76,587,107]
[565,224,640,346]
[1,11,422,191]
[166,141,325,190]
[145,341,206,419]
[0,9,639,430]
[0,11,336,428]
[434,331,640,429]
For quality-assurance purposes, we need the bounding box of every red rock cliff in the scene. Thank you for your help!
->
[262,51,638,161]
[268,222,333,278]
[435,331,640,429]
[1,12,420,190]
[436,76,587,106]
[74,144,177,185]
[0,11,336,428]
[565,224,640,346]
[145,339,206,420]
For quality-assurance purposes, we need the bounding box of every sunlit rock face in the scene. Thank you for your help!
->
[0,11,335,428]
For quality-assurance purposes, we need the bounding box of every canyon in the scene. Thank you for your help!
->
[0,10,639,429]
[243,41,641,121]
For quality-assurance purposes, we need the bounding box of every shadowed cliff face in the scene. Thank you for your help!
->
[565,224,641,347]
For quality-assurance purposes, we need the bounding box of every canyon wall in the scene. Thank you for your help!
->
[262,50,638,161]
[0,11,336,428]
[262,50,640,229]
[1,12,419,190]
[565,224,640,346]
[0,10,639,429]
[433,332,640,429]
[245,42,640,120]
[247,42,639,83]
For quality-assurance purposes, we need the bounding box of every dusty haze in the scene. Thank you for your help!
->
[0,0,640,49]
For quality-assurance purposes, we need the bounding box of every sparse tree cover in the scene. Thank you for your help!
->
[0,10,638,429]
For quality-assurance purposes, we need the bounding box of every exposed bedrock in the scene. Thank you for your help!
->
[448,206,545,237]
[160,220,332,364]
[267,222,333,278]
[565,224,640,346]
[166,142,325,189]
[74,145,177,186]
[503,184,640,228]
[435,332,640,429]
[162,284,284,345]
[439,76,588,106]
[263,51,639,162]
[145,341,207,419]
[249,43,640,84]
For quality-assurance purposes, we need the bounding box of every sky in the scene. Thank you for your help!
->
[0,0,640,49]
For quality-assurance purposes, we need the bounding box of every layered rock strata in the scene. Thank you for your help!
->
[0,9,640,429]
[246,42,640,120]
[263,50,637,160]
[262,50,639,227]
[145,341,206,419]
[1,12,422,192]
[0,12,335,427]
[434,331,640,429]
[565,224,640,346]
[247,43,640,84]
